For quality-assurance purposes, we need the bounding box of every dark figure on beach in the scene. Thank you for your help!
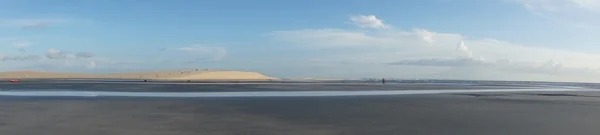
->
[187,80,191,83]
[144,80,147,82]
[382,78,386,84]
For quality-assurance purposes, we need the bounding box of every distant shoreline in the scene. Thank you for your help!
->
[0,78,584,86]
[0,78,338,82]
[0,70,280,81]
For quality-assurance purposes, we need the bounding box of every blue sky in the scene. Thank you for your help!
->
[1,0,600,82]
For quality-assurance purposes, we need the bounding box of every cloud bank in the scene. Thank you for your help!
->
[348,15,389,29]
[45,49,95,59]
[268,14,600,82]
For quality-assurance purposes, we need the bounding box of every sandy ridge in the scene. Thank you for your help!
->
[0,70,278,80]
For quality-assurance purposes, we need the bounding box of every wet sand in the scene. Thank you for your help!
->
[0,82,542,92]
[0,82,598,135]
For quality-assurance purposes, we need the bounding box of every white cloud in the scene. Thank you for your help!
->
[174,45,227,61]
[0,58,101,72]
[75,52,94,58]
[0,54,40,61]
[45,49,74,59]
[8,41,31,52]
[348,15,389,29]
[274,27,600,68]
[45,49,95,60]
[456,41,474,58]
[269,28,457,49]
[270,29,401,48]
[414,29,435,44]
[2,45,223,71]
[86,60,96,69]
[12,41,30,48]
[267,14,600,82]
[389,58,486,67]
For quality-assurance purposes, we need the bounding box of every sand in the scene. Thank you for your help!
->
[0,70,278,80]
[172,71,278,80]
[282,78,344,81]
[0,82,534,92]
[1,91,600,135]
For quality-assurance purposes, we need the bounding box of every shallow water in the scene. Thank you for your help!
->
[0,82,599,135]
[0,88,594,98]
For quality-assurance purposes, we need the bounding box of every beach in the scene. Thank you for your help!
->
[0,81,598,135]
[0,91,599,135]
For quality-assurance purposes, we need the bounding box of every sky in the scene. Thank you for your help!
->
[1,0,600,82]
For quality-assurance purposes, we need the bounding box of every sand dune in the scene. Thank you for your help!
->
[0,70,278,80]
[293,78,343,81]
[172,71,278,80]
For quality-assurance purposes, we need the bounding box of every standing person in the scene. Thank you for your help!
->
[382,78,386,84]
